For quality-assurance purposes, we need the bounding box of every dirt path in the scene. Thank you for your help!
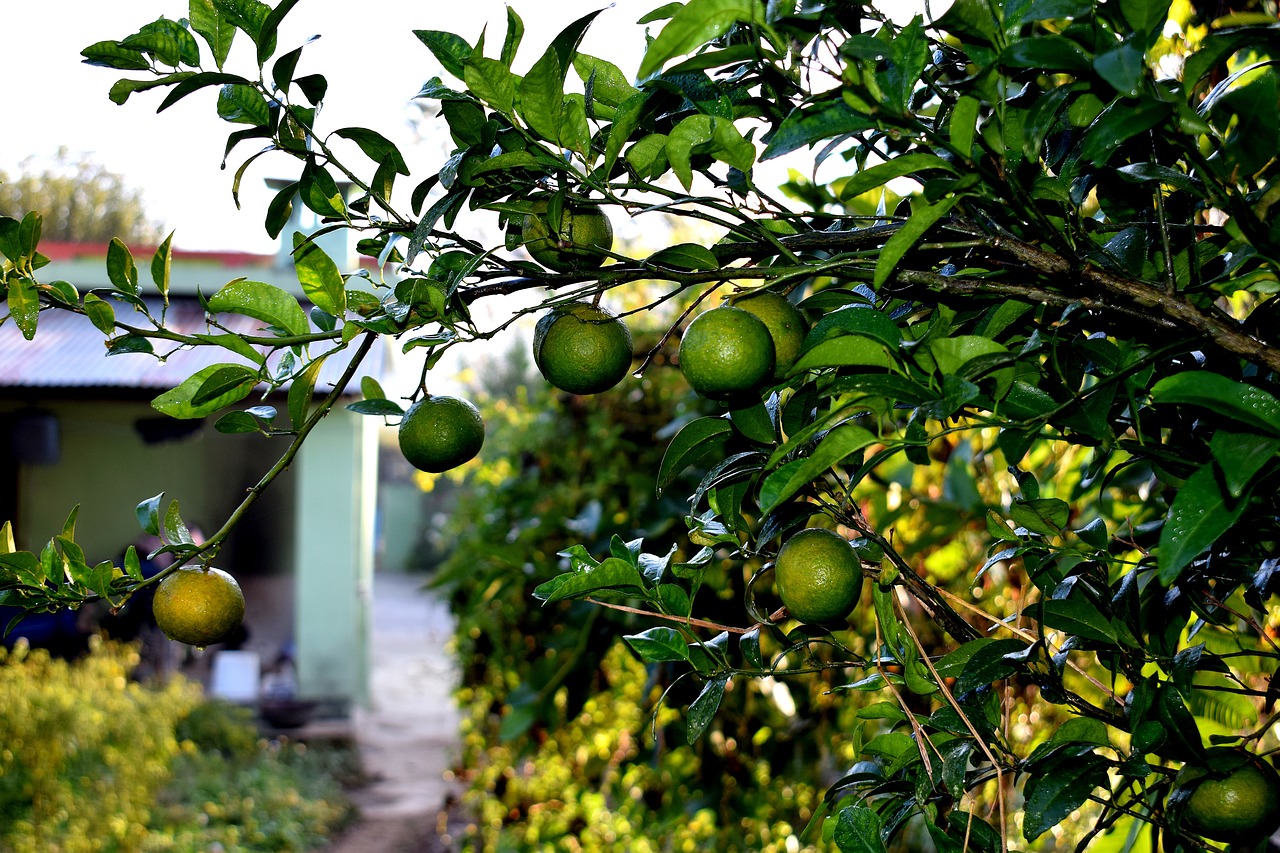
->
[313,572,463,853]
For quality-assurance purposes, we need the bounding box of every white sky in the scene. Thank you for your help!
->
[2,1,933,257]
[1,1,656,254]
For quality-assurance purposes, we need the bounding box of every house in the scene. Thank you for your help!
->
[0,205,390,708]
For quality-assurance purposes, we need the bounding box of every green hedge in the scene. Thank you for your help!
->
[0,638,353,852]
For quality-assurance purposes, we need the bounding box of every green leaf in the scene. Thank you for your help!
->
[206,279,309,337]
[1079,98,1171,165]
[574,53,641,107]
[164,499,193,545]
[135,494,164,535]
[334,127,409,175]
[414,29,472,80]
[1151,372,1280,435]
[151,231,174,306]
[532,557,646,603]
[1022,751,1111,841]
[1039,599,1118,643]
[730,400,776,444]
[1120,0,1173,41]
[83,294,116,334]
[666,115,756,189]
[191,364,258,406]
[638,0,766,81]
[518,46,565,144]
[256,0,301,65]
[157,71,247,112]
[464,57,517,115]
[501,6,524,67]
[80,41,151,71]
[1001,35,1091,73]
[1010,498,1069,536]
[686,676,727,743]
[291,233,346,317]
[839,153,957,201]
[152,364,258,419]
[1209,431,1280,498]
[657,418,734,496]
[949,95,980,157]
[107,238,138,294]
[758,423,875,515]
[7,278,38,341]
[217,83,270,125]
[833,805,888,853]
[647,243,720,271]
[214,411,264,434]
[791,336,895,373]
[1050,717,1111,747]
[1158,461,1250,584]
[806,306,903,350]
[625,626,691,662]
[1094,40,1146,97]
[192,333,266,364]
[345,399,405,417]
[212,0,270,43]
[762,98,877,160]
[287,356,327,429]
[874,196,960,287]
[190,0,236,69]
[880,16,928,114]
[108,73,197,106]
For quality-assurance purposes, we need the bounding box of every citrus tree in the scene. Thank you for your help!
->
[4,0,1280,848]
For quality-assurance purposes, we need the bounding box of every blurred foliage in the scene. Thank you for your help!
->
[0,148,162,245]
[0,638,353,852]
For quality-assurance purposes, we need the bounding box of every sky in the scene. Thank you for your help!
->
[1,1,936,256]
[1,1,657,254]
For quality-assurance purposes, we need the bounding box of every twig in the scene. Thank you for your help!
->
[585,597,757,635]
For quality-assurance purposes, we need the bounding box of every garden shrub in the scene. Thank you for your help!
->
[0,637,200,853]
[0,638,353,853]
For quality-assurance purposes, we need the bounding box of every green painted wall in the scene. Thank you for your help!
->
[292,408,377,703]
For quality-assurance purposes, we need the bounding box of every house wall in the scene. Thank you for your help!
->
[0,397,299,660]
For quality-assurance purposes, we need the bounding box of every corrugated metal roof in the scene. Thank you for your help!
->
[0,297,383,394]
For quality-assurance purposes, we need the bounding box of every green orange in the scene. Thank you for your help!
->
[519,201,614,272]
[730,290,809,378]
[1176,748,1280,844]
[398,394,485,473]
[152,566,246,648]
[774,528,864,624]
[677,305,775,403]
[533,302,633,395]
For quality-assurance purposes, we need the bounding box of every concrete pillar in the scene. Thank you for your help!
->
[293,407,377,706]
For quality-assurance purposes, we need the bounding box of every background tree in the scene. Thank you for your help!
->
[0,148,162,245]
[2,0,1280,851]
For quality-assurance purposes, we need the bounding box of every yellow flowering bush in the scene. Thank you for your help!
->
[0,638,200,853]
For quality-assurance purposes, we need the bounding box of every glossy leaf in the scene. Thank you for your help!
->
[657,418,734,496]
[532,557,646,603]
[1158,461,1250,583]
[686,675,727,743]
[834,804,888,853]
[7,277,38,340]
[287,356,327,430]
[206,279,309,337]
[874,196,960,287]
[762,99,877,160]
[153,364,257,419]
[1151,371,1280,435]
[625,626,690,662]
[291,232,346,317]
[106,238,138,294]
[1022,751,1111,841]
[647,243,720,271]
[758,423,875,515]
[638,0,765,80]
